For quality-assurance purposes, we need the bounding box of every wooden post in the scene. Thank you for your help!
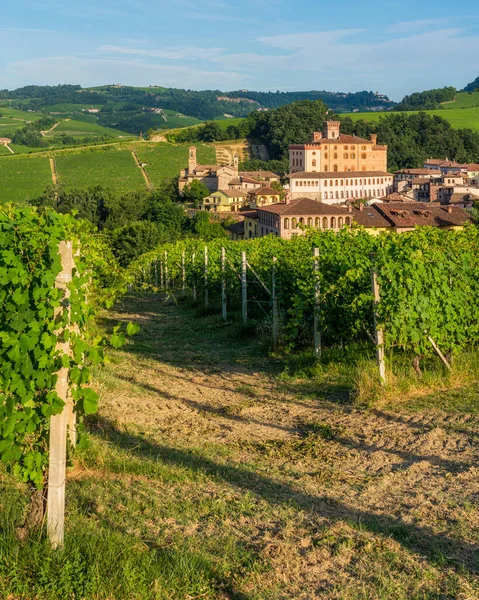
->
[370,254,386,386]
[204,246,209,308]
[192,252,197,301]
[154,259,158,288]
[67,247,80,447]
[182,249,186,292]
[313,247,321,358]
[221,247,227,321]
[241,251,247,325]
[47,240,73,549]
[164,251,169,289]
[272,256,279,349]
[160,260,164,290]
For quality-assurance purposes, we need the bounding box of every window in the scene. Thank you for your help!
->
[308,217,313,227]
[345,216,351,225]
[351,153,356,159]
[359,179,362,185]
[330,180,333,186]
[334,145,338,150]
[324,180,328,187]
[299,217,304,225]
[315,217,320,227]
[322,217,328,228]
[361,153,367,160]
[335,191,339,199]
[341,191,344,199]
[312,151,316,155]
[331,217,336,228]
[324,153,328,159]
[351,166,355,171]
[292,218,297,228]
[346,191,349,198]
[335,180,339,186]
[338,217,344,227]
[344,153,349,159]
[312,159,317,167]
[361,145,366,150]
[344,145,348,150]
[330,192,334,199]
[334,165,338,172]
[284,218,289,229]
[368,179,371,185]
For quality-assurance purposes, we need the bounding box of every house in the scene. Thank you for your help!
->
[247,186,281,208]
[289,120,388,174]
[179,147,239,193]
[226,199,470,240]
[289,171,393,203]
[200,189,247,212]
[423,158,468,174]
[0,138,11,147]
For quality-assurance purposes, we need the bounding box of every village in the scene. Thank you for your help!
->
[179,120,475,238]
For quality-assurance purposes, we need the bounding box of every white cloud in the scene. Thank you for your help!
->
[4,56,245,89]
[98,44,226,61]
[387,19,449,33]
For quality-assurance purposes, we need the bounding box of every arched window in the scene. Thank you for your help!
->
[292,217,297,228]
[330,192,334,199]
[341,191,344,198]
[322,217,328,228]
[324,153,328,159]
[368,179,371,185]
[359,179,362,185]
[284,217,289,229]
[351,166,355,171]
[312,159,317,167]
[335,180,339,186]
[335,191,339,199]
[346,191,349,198]
[372,178,376,184]
[334,165,338,172]
[345,216,351,225]
[330,180,333,186]
[324,166,328,172]
[324,180,328,187]
[299,217,304,225]
[334,145,338,150]
[351,153,356,159]
[344,145,348,150]
[334,153,338,159]
[315,217,320,227]
[331,217,336,228]
[343,153,349,159]
[308,217,313,227]
[361,145,366,150]
[338,217,344,227]
[361,153,367,160]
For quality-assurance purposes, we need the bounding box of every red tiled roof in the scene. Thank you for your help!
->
[395,169,439,176]
[289,171,392,179]
[248,186,281,196]
[257,198,351,216]
[375,203,470,228]
[239,171,279,179]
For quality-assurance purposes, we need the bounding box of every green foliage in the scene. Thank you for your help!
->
[396,86,457,111]
[131,226,479,357]
[462,77,479,93]
[340,112,479,171]
[0,206,130,487]
[188,212,228,241]
[182,179,210,207]
[109,221,162,267]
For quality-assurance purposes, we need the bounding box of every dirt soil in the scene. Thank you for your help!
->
[85,294,479,599]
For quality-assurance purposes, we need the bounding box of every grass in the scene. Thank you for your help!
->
[442,91,479,109]
[135,142,216,187]
[45,119,134,139]
[349,105,479,132]
[55,147,146,194]
[0,156,52,202]
[2,293,479,599]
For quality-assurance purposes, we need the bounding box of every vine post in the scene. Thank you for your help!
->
[272,256,279,349]
[160,260,164,290]
[181,249,186,292]
[154,259,158,288]
[192,252,197,301]
[221,247,227,321]
[204,246,209,308]
[241,251,247,325]
[370,253,386,386]
[313,247,321,359]
[47,240,73,549]
[164,251,169,289]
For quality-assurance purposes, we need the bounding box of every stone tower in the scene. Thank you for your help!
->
[188,146,197,172]
[322,120,341,140]
[233,153,239,171]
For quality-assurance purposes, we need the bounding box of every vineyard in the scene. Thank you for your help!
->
[132,226,479,377]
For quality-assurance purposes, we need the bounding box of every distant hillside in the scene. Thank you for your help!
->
[463,77,479,92]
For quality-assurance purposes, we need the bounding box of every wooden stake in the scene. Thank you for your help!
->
[272,256,279,349]
[192,252,197,301]
[47,240,73,549]
[370,255,386,386]
[313,247,321,358]
[428,336,452,371]
[204,246,209,308]
[164,251,169,289]
[221,247,227,321]
[160,260,164,290]
[241,251,247,325]
[181,250,186,292]
[154,260,158,288]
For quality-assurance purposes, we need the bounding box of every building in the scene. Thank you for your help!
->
[247,187,281,209]
[200,189,247,212]
[0,138,11,147]
[423,159,468,173]
[226,200,470,240]
[289,171,393,203]
[289,120,388,174]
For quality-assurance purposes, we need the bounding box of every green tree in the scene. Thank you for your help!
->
[189,212,228,240]
[182,180,210,207]
[109,221,161,266]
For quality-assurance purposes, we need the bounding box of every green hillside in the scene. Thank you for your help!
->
[348,106,479,132]
[441,91,479,109]
[0,156,52,202]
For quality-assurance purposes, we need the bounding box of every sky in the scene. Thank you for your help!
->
[2,0,479,100]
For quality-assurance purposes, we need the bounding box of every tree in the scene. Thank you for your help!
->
[188,212,228,240]
[198,121,225,142]
[182,180,210,207]
[109,221,161,266]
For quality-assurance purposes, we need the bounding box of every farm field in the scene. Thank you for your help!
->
[442,91,479,109]
[0,156,52,202]
[135,142,216,187]
[55,148,145,193]
[349,106,479,132]
[3,294,478,599]
[45,119,134,139]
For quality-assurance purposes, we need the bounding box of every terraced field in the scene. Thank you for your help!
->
[135,142,216,187]
[45,119,134,139]
[0,156,52,203]
[55,148,145,193]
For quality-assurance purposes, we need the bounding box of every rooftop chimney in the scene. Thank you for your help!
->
[447,205,453,213]
[359,202,364,211]
[348,204,353,213]
[370,134,378,145]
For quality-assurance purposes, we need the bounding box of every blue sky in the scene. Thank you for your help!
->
[2,0,479,99]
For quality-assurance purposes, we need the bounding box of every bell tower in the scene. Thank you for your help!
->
[188,146,197,172]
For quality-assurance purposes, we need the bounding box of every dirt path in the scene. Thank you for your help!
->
[85,294,479,599]
[42,120,63,136]
[49,157,58,185]
[131,149,153,190]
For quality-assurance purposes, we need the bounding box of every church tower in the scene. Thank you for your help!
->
[322,120,341,140]
[188,146,197,173]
